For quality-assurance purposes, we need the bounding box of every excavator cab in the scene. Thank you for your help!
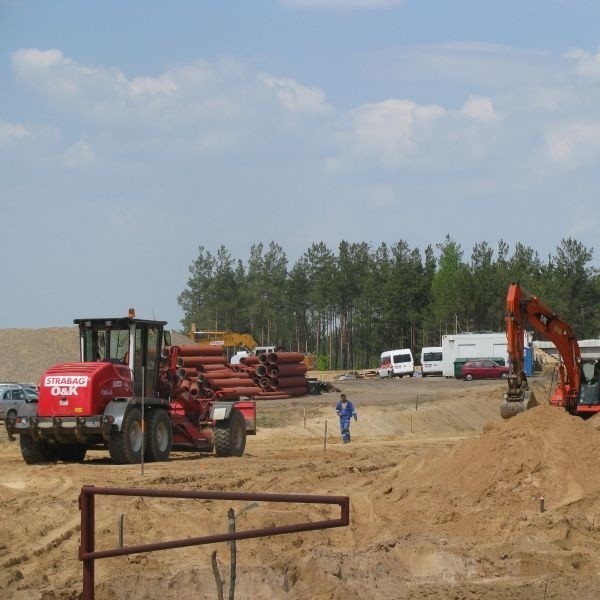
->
[75,310,170,399]
[578,360,600,409]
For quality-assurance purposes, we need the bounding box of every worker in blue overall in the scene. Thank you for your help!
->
[335,393,357,444]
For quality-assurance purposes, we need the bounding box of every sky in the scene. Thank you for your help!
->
[2,0,600,331]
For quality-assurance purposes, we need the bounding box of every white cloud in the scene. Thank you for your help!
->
[461,95,499,122]
[11,45,600,181]
[11,48,184,116]
[10,48,331,129]
[545,120,600,167]
[282,0,404,9]
[13,48,69,70]
[12,48,94,97]
[130,74,178,97]
[259,73,331,114]
[332,99,445,168]
[63,140,97,169]
[367,42,552,88]
[512,84,579,112]
[565,48,600,80]
[0,118,28,145]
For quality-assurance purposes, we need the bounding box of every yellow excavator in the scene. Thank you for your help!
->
[188,328,315,369]
[189,329,264,352]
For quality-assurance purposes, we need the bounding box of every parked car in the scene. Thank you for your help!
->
[0,383,38,423]
[20,382,39,394]
[461,360,509,381]
[22,387,39,401]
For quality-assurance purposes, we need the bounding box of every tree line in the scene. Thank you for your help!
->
[177,236,600,371]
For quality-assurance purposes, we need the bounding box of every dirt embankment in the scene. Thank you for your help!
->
[0,327,192,384]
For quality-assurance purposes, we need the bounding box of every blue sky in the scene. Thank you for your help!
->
[2,0,600,330]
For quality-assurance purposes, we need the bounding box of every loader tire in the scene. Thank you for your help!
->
[20,435,58,464]
[214,409,246,457]
[57,443,87,462]
[144,409,172,462]
[108,407,144,464]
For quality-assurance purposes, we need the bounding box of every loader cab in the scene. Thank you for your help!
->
[75,311,169,399]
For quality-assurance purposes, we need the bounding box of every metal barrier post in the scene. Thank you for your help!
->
[79,485,95,600]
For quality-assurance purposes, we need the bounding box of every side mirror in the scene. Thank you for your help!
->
[164,330,172,347]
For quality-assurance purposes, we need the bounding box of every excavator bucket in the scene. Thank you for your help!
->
[500,390,538,419]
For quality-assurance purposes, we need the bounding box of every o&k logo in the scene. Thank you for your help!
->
[44,375,89,397]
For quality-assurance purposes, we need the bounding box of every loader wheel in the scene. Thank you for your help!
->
[56,443,87,462]
[108,407,144,464]
[214,409,246,457]
[144,409,172,462]
[20,435,58,464]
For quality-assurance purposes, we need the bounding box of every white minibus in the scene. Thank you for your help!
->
[420,346,443,377]
[378,349,415,378]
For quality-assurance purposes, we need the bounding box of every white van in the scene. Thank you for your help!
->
[420,346,443,377]
[378,349,415,378]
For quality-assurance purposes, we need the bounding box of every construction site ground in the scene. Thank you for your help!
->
[3,368,600,599]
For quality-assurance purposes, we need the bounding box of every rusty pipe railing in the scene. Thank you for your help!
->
[79,486,349,599]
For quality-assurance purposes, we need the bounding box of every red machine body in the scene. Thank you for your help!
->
[38,362,133,417]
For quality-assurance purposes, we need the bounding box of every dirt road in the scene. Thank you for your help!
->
[3,372,600,599]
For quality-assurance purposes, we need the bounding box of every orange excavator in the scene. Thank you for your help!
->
[501,282,600,419]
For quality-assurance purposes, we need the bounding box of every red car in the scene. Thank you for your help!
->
[461,359,509,381]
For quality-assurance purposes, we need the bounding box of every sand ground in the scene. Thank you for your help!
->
[2,370,600,599]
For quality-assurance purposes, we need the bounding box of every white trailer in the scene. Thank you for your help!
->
[441,332,508,378]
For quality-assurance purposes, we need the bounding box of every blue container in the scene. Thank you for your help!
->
[524,346,533,377]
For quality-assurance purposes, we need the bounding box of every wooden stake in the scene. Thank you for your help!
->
[118,514,124,548]
[228,508,236,600]
[324,420,328,451]
[211,551,224,600]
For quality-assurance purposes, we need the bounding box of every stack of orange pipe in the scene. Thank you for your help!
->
[254,351,309,399]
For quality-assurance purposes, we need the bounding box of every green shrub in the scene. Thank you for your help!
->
[317,354,329,371]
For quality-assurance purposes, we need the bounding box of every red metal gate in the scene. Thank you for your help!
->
[79,485,350,599]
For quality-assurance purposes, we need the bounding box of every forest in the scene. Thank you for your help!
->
[177,236,600,371]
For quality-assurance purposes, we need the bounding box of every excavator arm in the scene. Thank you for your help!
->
[500,283,581,418]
